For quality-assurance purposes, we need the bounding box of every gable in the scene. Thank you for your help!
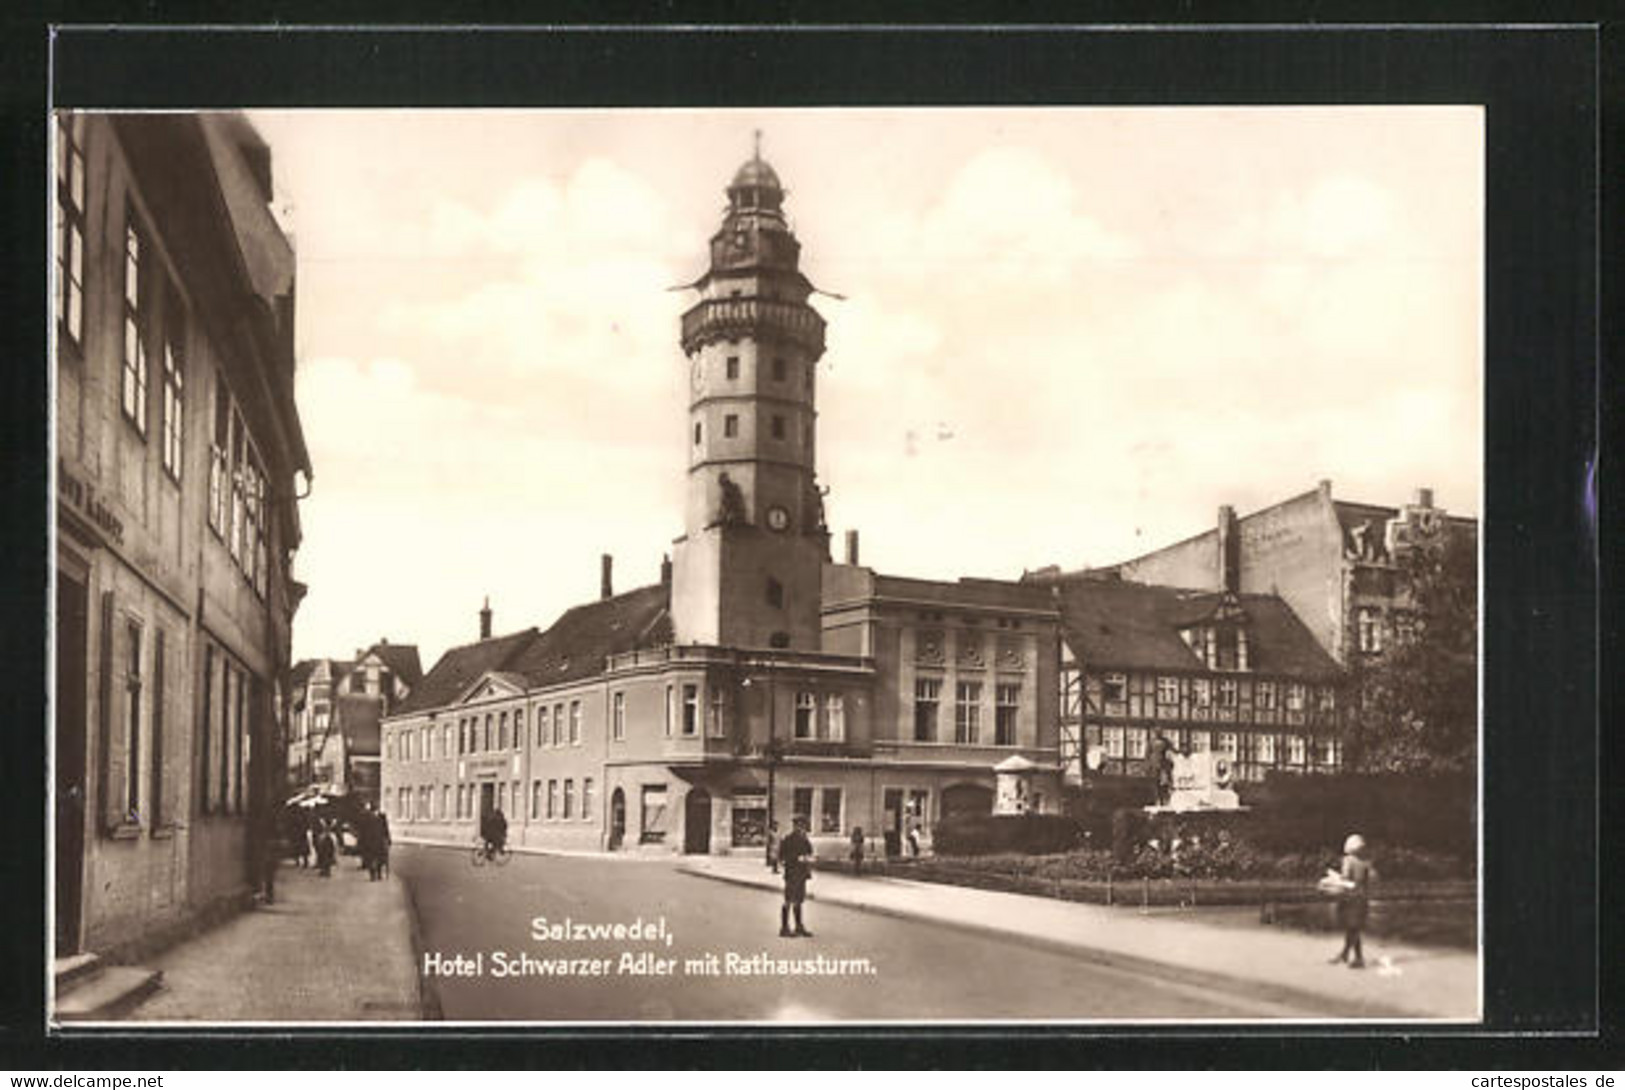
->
[453,671,528,707]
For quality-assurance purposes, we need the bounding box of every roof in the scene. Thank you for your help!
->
[289,659,318,688]
[386,584,672,718]
[1053,579,1340,681]
[333,694,382,754]
[731,155,782,191]
[390,628,540,717]
[870,573,1056,613]
[509,584,672,690]
[365,643,424,688]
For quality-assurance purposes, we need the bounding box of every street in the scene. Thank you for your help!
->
[394,844,1318,1021]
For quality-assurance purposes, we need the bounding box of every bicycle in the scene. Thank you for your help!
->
[469,838,512,867]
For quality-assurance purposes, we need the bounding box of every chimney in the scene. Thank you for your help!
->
[845,529,860,566]
[1217,505,1240,594]
[1318,479,1333,500]
[1414,487,1434,508]
[660,553,672,586]
[601,554,614,600]
[379,637,388,646]
[479,597,492,641]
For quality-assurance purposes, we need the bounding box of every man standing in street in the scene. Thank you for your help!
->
[779,815,814,938]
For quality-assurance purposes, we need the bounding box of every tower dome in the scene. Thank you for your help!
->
[730,155,782,193]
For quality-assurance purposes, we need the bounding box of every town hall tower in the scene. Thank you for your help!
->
[670,144,831,650]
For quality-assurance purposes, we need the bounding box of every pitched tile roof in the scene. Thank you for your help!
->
[1053,578,1340,681]
[509,583,672,690]
[364,642,424,688]
[385,584,672,717]
[390,628,540,717]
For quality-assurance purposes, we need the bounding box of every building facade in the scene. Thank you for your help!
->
[381,151,1064,858]
[1069,482,1477,665]
[53,112,310,959]
[287,641,421,804]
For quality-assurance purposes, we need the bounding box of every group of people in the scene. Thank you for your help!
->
[286,803,392,881]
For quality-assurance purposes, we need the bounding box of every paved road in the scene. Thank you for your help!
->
[394,844,1313,1022]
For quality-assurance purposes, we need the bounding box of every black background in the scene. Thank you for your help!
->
[2,11,1614,1070]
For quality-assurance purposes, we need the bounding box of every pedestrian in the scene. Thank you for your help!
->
[295,811,312,869]
[314,819,337,878]
[778,815,814,938]
[1329,833,1374,969]
[906,817,921,858]
[376,805,392,878]
[357,804,383,881]
[255,805,278,905]
[849,826,866,875]
[765,819,780,874]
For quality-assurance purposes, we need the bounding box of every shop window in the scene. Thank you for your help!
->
[820,788,842,834]
[792,787,814,825]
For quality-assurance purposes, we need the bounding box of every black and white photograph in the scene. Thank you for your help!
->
[45,101,1492,1027]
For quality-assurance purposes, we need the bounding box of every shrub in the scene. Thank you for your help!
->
[932,813,1085,856]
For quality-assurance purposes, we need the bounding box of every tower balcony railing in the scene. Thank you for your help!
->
[680,296,826,359]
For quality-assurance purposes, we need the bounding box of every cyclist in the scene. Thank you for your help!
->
[480,806,509,861]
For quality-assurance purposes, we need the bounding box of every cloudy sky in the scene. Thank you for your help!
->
[248,108,1483,667]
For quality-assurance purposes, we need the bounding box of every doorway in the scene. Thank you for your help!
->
[54,571,88,955]
[609,788,626,850]
[683,788,712,854]
[479,782,495,824]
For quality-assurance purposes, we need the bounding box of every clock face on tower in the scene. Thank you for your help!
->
[765,505,790,532]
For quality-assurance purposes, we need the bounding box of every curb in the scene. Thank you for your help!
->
[675,864,1447,1021]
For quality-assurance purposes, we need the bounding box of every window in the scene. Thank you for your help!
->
[771,414,785,440]
[765,577,783,609]
[914,677,941,742]
[612,692,625,741]
[792,787,814,825]
[995,683,1019,745]
[122,620,143,823]
[530,781,542,820]
[1318,688,1337,713]
[725,356,739,380]
[55,113,86,348]
[1320,737,1340,767]
[441,724,452,758]
[563,779,575,820]
[535,707,547,747]
[1102,673,1127,703]
[955,681,982,744]
[820,788,842,834]
[553,704,564,746]
[1287,735,1307,765]
[772,356,786,382]
[1286,684,1307,712]
[1127,727,1148,759]
[1257,733,1277,764]
[122,214,150,435]
[499,711,509,750]
[640,784,668,843]
[1187,729,1209,753]
[1218,678,1238,707]
[547,780,558,820]
[149,630,166,825]
[209,380,229,535]
[583,778,595,821]
[442,785,451,820]
[569,701,581,745]
[1103,726,1125,758]
[694,422,702,445]
[708,689,727,738]
[161,319,185,481]
[1157,676,1180,705]
[1217,732,1239,758]
[229,408,246,562]
[1357,607,1384,653]
[1192,678,1212,707]
[682,686,699,736]
[823,694,846,742]
[724,414,739,438]
[1257,681,1278,710]
[664,686,674,737]
[794,691,815,739]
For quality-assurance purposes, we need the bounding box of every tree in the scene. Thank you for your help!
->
[1344,529,1478,774]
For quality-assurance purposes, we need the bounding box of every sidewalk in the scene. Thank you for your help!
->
[678,856,1479,1021]
[123,859,423,1022]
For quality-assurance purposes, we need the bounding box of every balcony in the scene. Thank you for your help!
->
[680,296,826,360]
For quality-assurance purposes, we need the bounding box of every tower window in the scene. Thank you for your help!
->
[766,577,784,609]
[724,414,739,438]
[726,356,739,380]
[771,415,785,440]
[772,357,786,382]
[694,422,702,445]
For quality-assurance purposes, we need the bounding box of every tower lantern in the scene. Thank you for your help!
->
[670,141,831,650]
